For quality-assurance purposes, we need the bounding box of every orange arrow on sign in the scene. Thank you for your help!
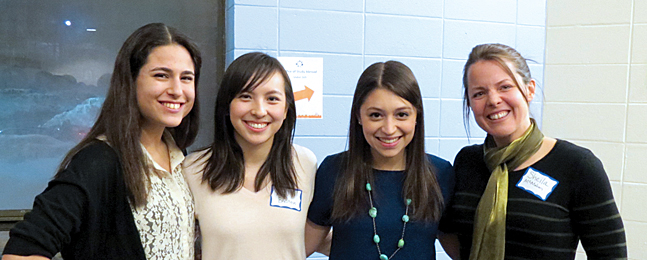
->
[294,86,314,101]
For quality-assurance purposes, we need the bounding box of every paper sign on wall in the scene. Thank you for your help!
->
[278,57,323,119]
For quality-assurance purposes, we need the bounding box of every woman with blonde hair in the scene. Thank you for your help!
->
[442,43,627,259]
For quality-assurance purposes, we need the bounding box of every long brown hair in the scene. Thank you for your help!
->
[56,23,202,207]
[331,61,444,223]
[200,52,298,198]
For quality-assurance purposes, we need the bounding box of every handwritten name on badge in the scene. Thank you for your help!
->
[516,167,559,201]
[270,187,303,211]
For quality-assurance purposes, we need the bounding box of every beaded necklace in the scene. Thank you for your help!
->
[366,182,411,260]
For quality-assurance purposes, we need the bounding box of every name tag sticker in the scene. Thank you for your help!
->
[516,167,559,201]
[270,187,303,211]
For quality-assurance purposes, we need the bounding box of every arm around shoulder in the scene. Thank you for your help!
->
[437,232,460,260]
[304,219,331,257]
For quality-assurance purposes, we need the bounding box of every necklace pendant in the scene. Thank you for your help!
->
[379,254,389,260]
[373,234,380,243]
[369,207,377,218]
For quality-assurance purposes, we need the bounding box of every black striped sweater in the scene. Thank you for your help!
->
[441,139,627,260]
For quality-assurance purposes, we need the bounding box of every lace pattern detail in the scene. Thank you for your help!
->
[132,134,195,260]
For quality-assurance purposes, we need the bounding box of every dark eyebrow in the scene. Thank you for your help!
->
[364,106,384,112]
[150,67,172,73]
[265,89,284,95]
[149,67,195,76]
[395,106,414,112]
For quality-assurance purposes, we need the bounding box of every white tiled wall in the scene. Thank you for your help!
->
[545,0,647,258]
[227,0,547,259]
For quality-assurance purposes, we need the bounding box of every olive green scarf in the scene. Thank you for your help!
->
[469,119,544,260]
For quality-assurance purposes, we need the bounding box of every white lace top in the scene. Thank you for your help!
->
[131,132,195,260]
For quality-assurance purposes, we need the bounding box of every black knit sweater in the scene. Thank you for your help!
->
[3,141,147,259]
[442,139,627,259]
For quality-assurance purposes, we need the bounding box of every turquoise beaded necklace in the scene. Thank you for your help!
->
[366,182,411,260]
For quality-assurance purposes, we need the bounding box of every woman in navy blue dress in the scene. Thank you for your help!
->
[305,61,455,260]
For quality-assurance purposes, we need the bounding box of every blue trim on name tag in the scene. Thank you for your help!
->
[515,167,559,201]
[269,186,303,212]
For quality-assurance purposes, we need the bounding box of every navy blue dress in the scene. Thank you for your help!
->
[307,152,455,260]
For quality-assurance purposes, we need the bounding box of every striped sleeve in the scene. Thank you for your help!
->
[571,150,627,259]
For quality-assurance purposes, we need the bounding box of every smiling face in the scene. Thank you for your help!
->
[229,71,288,151]
[136,44,196,133]
[359,88,417,169]
[467,60,536,146]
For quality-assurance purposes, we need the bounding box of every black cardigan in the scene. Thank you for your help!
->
[3,141,147,259]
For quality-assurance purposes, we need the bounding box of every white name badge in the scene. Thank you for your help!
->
[269,187,303,211]
[516,167,559,201]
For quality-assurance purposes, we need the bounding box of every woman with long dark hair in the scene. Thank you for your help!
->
[305,61,455,259]
[2,23,201,260]
[183,52,317,259]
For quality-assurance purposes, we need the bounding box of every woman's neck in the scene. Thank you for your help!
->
[140,125,170,172]
[237,140,274,190]
[140,125,165,150]
[372,152,406,171]
[239,141,272,168]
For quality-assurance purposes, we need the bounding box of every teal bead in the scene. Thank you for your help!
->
[366,183,372,191]
[373,234,380,243]
[379,254,389,260]
[369,207,377,218]
[402,215,409,223]
[398,238,405,248]
[406,199,412,205]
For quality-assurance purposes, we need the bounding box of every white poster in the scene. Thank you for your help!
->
[278,57,323,119]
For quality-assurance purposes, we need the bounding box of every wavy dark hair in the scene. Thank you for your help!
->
[331,61,444,223]
[462,43,533,135]
[200,52,298,198]
[56,23,202,207]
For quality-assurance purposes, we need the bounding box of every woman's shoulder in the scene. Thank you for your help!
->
[292,144,318,183]
[293,144,317,165]
[425,153,452,170]
[183,148,210,177]
[319,151,346,169]
[72,141,119,164]
[425,153,455,186]
[552,139,596,159]
[185,148,210,164]
[58,140,122,184]
[452,143,484,165]
[457,143,483,156]
[546,139,603,171]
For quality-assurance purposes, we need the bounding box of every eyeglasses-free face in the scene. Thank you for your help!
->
[359,88,417,171]
[467,59,536,147]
